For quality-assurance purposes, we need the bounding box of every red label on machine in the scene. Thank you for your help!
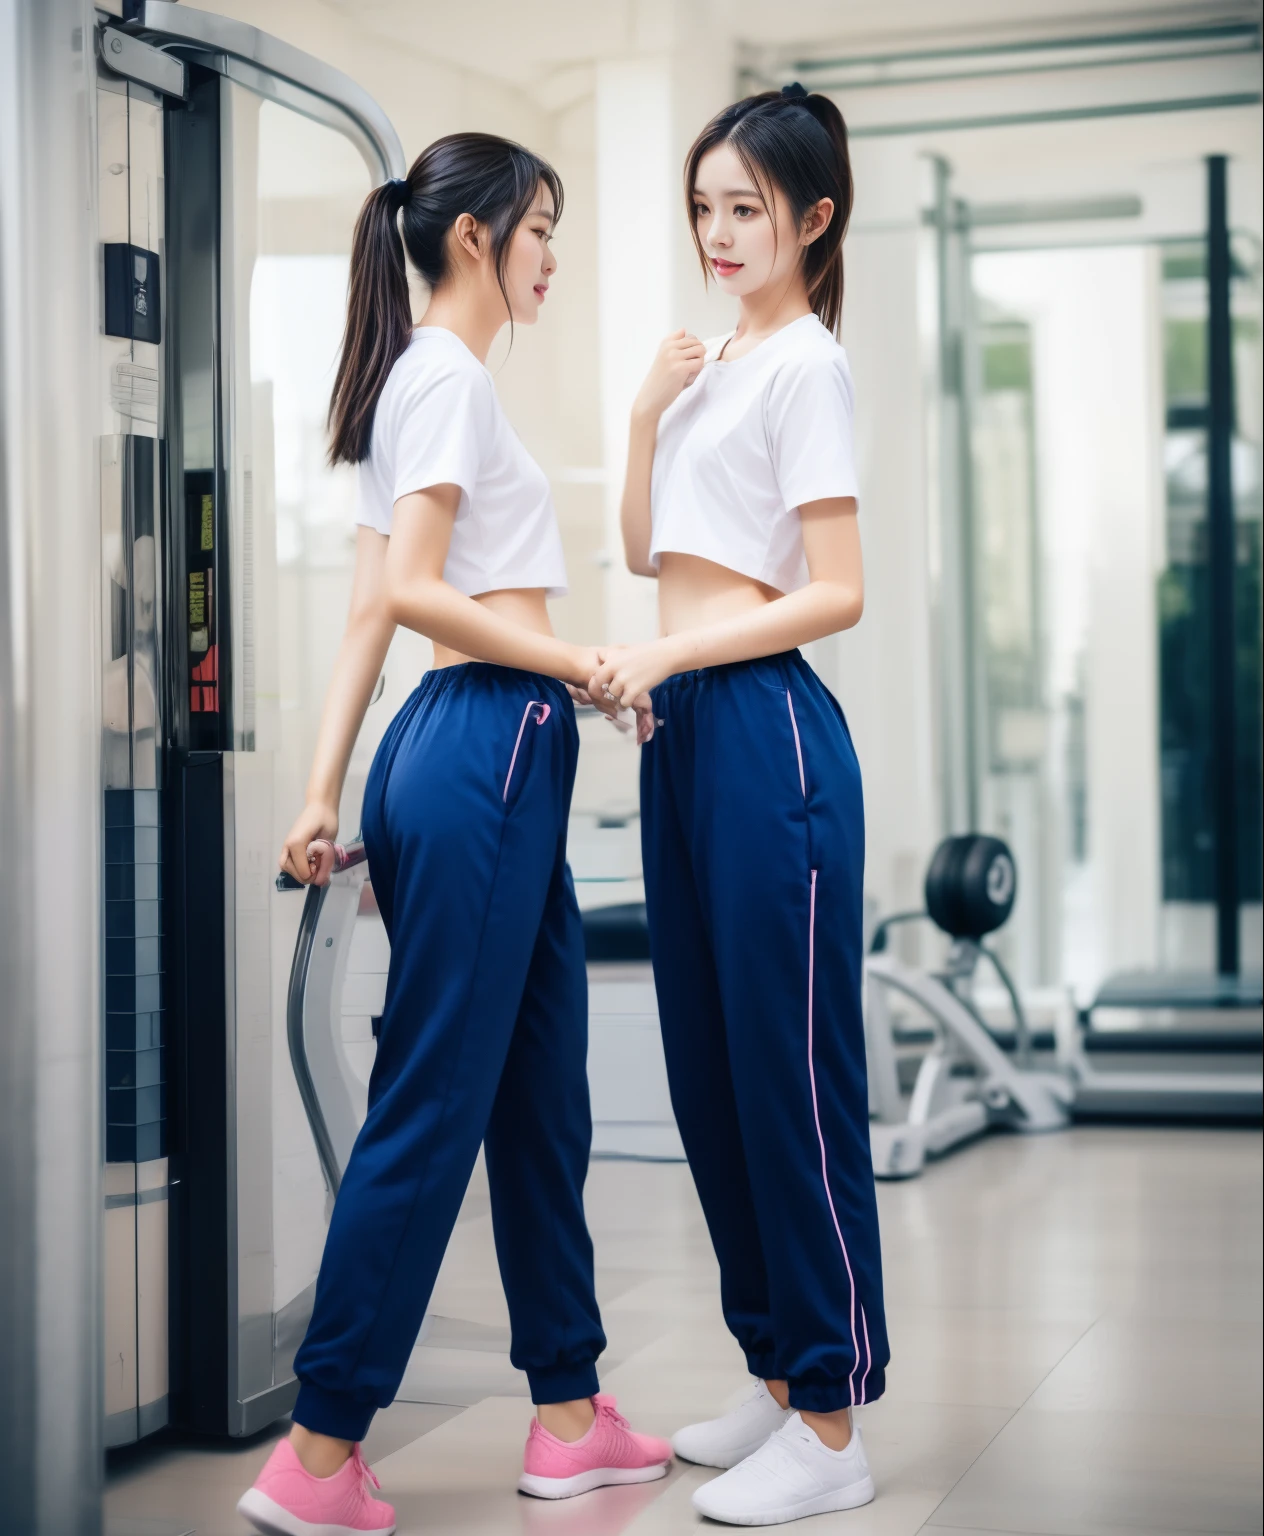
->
[190,644,218,713]
[185,471,219,729]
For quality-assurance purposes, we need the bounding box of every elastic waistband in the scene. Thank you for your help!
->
[415,661,573,711]
[654,649,807,695]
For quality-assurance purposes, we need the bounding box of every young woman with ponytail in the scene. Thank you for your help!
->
[237,133,669,1536]
[593,86,889,1525]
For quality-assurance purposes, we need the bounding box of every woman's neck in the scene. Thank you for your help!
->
[733,277,813,347]
[419,283,505,365]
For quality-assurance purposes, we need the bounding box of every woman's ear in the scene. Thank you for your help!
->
[452,212,484,262]
[801,197,835,248]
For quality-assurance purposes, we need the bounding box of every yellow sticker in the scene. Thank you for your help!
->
[200,493,213,552]
[188,570,205,627]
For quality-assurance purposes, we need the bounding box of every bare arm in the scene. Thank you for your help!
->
[621,412,659,578]
[620,330,706,578]
[279,526,396,883]
[384,483,601,685]
[591,498,862,704]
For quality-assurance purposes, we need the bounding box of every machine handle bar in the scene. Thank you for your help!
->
[276,836,369,1194]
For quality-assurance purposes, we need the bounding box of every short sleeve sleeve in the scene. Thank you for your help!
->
[392,364,489,513]
[355,456,390,534]
[766,354,859,512]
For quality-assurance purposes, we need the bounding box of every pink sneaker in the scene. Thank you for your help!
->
[518,1393,673,1500]
[236,1437,396,1535]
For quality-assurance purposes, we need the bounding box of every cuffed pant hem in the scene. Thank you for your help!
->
[527,1360,601,1405]
[743,1352,780,1383]
[788,1369,885,1414]
[292,1380,377,1442]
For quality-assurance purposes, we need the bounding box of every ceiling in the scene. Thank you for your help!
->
[322,0,1261,94]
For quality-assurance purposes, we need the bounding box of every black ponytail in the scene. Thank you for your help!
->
[328,134,563,465]
[328,179,411,466]
[683,85,853,335]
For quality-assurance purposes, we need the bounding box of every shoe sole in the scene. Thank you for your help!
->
[692,1473,875,1526]
[518,1461,671,1500]
[236,1487,396,1536]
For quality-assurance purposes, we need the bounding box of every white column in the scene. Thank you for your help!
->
[593,4,736,648]
[828,139,943,922]
[1082,247,1162,979]
[0,0,103,1529]
[595,57,675,646]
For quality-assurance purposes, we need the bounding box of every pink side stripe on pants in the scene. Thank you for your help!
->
[791,688,865,1406]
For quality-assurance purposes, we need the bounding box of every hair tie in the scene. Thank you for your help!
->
[386,176,410,208]
[781,81,808,100]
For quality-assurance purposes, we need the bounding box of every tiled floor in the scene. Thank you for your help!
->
[105,1127,1263,1536]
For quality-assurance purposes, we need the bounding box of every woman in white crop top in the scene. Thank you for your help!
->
[239,135,670,1536]
[592,87,890,1527]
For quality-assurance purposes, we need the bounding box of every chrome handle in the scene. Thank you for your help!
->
[278,839,370,1194]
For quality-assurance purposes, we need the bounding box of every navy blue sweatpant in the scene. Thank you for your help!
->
[293,664,605,1441]
[641,651,888,1413]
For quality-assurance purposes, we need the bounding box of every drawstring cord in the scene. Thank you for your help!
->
[503,699,552,801]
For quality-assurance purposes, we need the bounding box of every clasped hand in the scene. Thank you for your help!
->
[568,638,683,745]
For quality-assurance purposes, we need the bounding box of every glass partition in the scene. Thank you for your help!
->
[220,79,425,1403]
[937,167,1264,996]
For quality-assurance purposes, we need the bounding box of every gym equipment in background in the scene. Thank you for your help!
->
[866,836,1262,1179]
[577,877,683,1161]
[865,834,1073,1179]
[1065,970,1262,1120]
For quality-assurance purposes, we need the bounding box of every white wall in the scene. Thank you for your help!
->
[827,138,943,919]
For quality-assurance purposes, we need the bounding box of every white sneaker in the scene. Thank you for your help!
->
[672,1380,792,1470]
[691,1414,874,1526]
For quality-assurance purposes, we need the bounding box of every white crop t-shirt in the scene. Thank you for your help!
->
[356,327,567,598]
[650,313,859,593]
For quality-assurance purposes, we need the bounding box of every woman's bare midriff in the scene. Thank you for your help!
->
[656,551,779,636]
[430,587,555,670]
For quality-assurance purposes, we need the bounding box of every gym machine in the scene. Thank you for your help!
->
[94,3,406,1445]
[866,835,1072,1179]
[1062,971,1262,1122]
[866,835,1263,1179]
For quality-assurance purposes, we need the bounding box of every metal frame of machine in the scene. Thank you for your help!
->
[866,942,1072,1180]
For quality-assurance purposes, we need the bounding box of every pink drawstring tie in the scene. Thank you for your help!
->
[503,699,551,801]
